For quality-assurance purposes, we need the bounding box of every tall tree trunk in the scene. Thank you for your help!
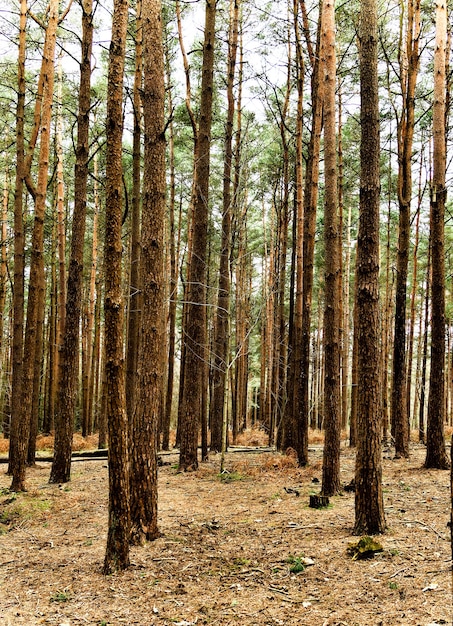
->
[406,177,422,431]
[321,0,341,497]
[297,0,323,466]
[284,0,304,452]
[233,207,250,443]
[337,89,348,431]
[56,56,67,358]
[50,0,93,483]
[11,0,59,491]
[354,0,386,534]
[349,262,358,447]
[43,222,57,435]
[391,0,421,459]
[102,0,131,573]
[92,155,102,440]
[0,172,9,430]
[425,0,450,470]
[210,0,240,452]
[274,32,291,449]
[8,0,27,476]
[382,181,394,443]
[284,0,304,451]
[125,0,142,426]
[419,247,430,443]
[130,0,165,545]
[28,264,45,464]
[162,31,178,451]
[179,0,217,471]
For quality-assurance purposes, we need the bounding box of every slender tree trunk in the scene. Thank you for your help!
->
[8,0,27,476]
[91,155,101,438]
[44,222,57,435]
[162,32,178,451]
[129,0,165,544]
[102,0,131,573]
[284,0,304,450]
[179,0,217,471]
[50,0,93,483]
[297,1,323,466]
[321,0,341,497]
[234,208,250,443]
[349,264,358,447]
[0,172,9,432]
[28,264,45,464]
[275,66,291,449]
[425,0,450,470]
[381,185,394,444]
[82,189,99,437]
[406,189,422,432]
[419,247,430,443]
[354,0,386,534]
[391,0,421,459]
[210,0,240,452]
[56,56,67,356]
[125,0,142,426]
[11,0,59,491]
[337,90,348,431]
[412,296,423,430]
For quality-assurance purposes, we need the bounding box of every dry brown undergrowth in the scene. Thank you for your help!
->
[0,430,452,626]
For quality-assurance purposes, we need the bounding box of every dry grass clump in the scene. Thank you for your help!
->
[229,449,300,478]
[234,426,268,447]
[35,432,99,452]
[35,434,54,451]
[260,451,299,473]
[308,429,324,444]
[0,435,8,454]
[72,433,99,450]
[0,433,100,456]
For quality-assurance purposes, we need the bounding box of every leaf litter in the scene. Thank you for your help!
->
[0,441,451,625]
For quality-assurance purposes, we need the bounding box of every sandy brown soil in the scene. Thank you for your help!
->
[0,442,451,626]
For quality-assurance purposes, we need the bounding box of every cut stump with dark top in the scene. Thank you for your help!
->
[309,495,330,509]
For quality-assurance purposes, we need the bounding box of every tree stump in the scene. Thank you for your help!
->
[309,495,329,509]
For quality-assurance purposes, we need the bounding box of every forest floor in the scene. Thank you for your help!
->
[0,431,452,626]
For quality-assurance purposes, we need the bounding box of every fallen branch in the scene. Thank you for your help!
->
[404,519,445,540]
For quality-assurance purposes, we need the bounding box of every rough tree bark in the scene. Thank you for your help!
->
[10,0,60,491]
[391,0,421,459]
[50,0,93,484]
[102,0,131,574]
[321,0,341,497]
[425,0,450,470]
[354,0,386,534]
[297,0,323,466]
[210,0,240,453]
[125,0,143,427]
[178,0,217,471]
[129,0,166,545]
[8,0,26,466]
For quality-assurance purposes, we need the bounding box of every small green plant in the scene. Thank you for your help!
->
[389,548,399,556]
[389,581,398,590]
[232,557,250,567]
[51,590,71,603]
[99,621,108,626]
[286,554,306,574]
[218,470,245,483]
